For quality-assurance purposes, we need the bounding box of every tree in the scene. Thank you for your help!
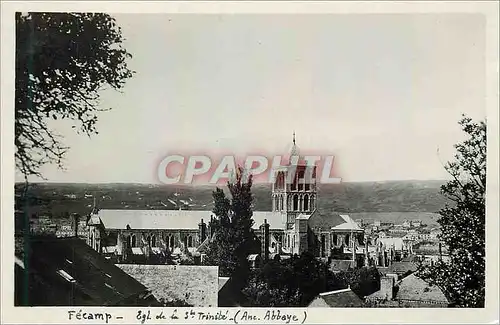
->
[419,115,486,307]
[338,266,381,298]
[15,12,134,179]
[204,167,258,277]
[243,253,380,307]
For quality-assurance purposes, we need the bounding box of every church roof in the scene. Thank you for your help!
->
[308,209,362,232]
[332,215,364,231]
[95,209,285,231]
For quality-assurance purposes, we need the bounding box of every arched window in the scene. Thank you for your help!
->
[151,235,156,247]
[310,196,315,210]
[321,234,326,257]
[131,235,136,247]
[332,234,338,246]
[188,235,193,247]
[280,172,285,189]
[345,234,350,246]
[304,195,309,211]
[169,235,175,248]
[275,172,285,190]
[293,195,298,211]
[274,196,278,210]
[127,235,131,248]
[280,196,284,211]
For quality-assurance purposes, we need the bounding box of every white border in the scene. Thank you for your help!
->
[1,1,499,324]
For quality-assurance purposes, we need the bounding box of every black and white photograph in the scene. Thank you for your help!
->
[1,1,499,324]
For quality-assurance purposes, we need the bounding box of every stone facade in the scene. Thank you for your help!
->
[86,137,366,265]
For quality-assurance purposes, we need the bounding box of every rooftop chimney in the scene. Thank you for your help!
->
[199,218,207,243]
[364,239,369,266]
[381,245,387,267]
[71,214,80,237]
[261,219,270,262]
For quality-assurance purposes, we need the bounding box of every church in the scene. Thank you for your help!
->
[86,136,367,266]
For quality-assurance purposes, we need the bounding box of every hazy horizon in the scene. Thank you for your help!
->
[15,179,448,185]
[15,13,486,184]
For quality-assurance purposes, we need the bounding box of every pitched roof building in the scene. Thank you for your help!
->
[117,264,219,307]
[308,288,365,307]
[365,273,450,307]
[15,236,157,306]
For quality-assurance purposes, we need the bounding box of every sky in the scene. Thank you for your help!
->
[16,13,486,183]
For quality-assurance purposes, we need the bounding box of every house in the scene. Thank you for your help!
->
[395,274,449,307]
[411,220,422,228]
[117,264,218,307]
[365,273,449,307]
[375,237,410,252]
[429,228,441,241]
[247,254,261,269]
[385,261,419,277]
[15,236,157,306]
[308,287,365,307]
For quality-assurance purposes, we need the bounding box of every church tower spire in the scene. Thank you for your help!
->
[289,131,299,161]
[271,133,317,216]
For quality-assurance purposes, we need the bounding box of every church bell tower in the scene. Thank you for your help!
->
[272,133,317,228]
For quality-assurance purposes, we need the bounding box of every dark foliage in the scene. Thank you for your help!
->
[15,12,134,179]
[243,253,380,307]
[204,167,259,277]
[418,116,486,307]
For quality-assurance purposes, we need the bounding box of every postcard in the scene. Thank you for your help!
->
[1,1,498,324]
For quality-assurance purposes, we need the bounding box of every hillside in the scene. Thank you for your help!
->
[15,181,449,225]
